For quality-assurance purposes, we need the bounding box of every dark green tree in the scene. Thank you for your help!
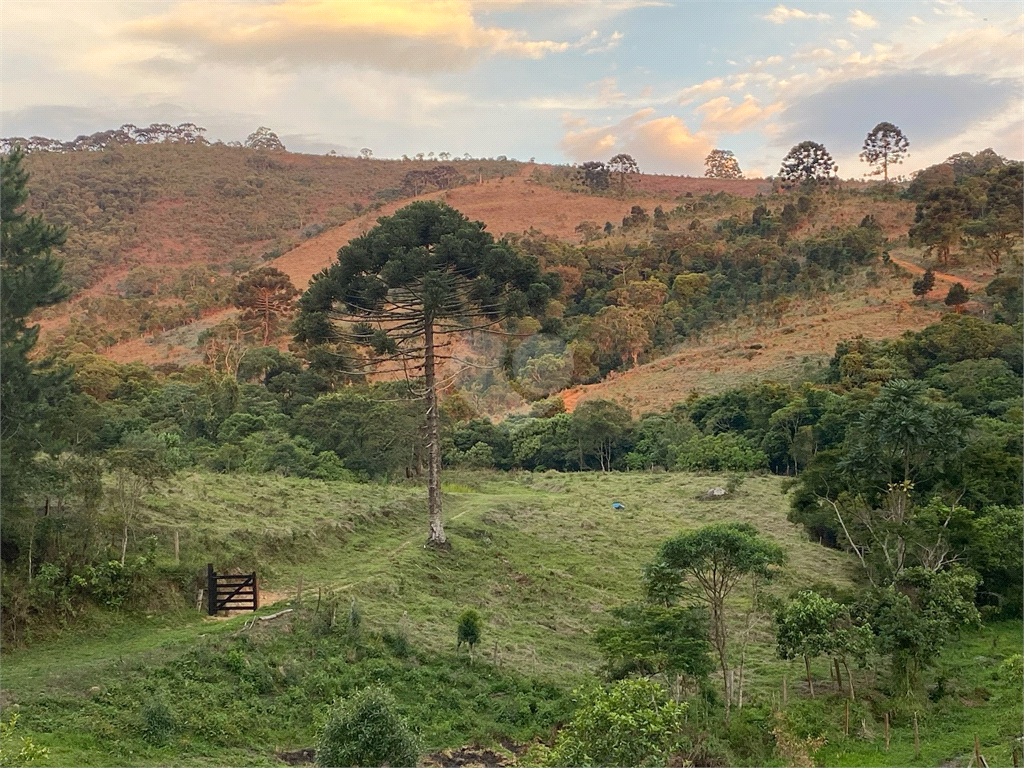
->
[944,282,970,313]
[859,122,910,182]
[778,141,838,187]
[296,201,552,547]
[643,522,786,719]
[909,187,970,265]
[572,399,633,471]
[594,603,713,690]
[0,149,69,531]
[911,268,935,300]
[580,161,610,191]
[456,608,482,658]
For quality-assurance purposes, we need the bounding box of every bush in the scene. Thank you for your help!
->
[316,685,419,768]
[671,434,768,472]
[140,695,177,744]
[542,679,689,767]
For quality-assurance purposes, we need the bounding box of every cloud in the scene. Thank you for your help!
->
[584,30,624,54]
[627,115,713,173]
[763,5,830,24]
[696,95,782,133]
[677,77,725,105]
[910,16,924,24]
[775,72,1021,174]
[129,0,583,73]
[932,1,973,18]
[913,23,1024,78]
[793,47,835,61]
[559,108,712,174]
[848,10,878,29]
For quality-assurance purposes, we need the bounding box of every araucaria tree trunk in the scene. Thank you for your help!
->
[423,321,447,547]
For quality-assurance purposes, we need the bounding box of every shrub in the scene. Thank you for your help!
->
[543,679,688,767]
[671,434,768,472]
[316,685,419,768]
[457,608,482,652]
[140,695,177,744]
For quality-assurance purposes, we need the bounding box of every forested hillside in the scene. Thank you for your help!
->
[1,134,1021,768]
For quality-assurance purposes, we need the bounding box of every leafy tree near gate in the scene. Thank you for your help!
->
[296,201,553,547]
[704,149,743,179]
[0,149,69,530]
[233,267,299,346]
[778,141,838,187]
[859,122,910,182]
[643,522,786,721]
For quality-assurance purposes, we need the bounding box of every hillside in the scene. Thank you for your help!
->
[1,471,1019,767]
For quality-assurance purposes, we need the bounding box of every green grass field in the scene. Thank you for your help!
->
[1,470,1019,767]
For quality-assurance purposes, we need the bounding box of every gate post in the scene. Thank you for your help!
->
[207,563,217,615]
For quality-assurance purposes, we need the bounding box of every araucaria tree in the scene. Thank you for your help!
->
[779,141,838,187]
[296,201,552,547]
[704,149,743,179]
[233,266,299,346]
[860,122,909,182]
[644,522,785,720]
[607,153,640,196]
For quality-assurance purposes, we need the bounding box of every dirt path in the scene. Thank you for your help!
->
[887,255,986,291]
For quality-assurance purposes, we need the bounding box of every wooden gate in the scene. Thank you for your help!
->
[207,563,258,615]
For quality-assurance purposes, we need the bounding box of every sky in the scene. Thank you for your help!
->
[2,0,1022,178]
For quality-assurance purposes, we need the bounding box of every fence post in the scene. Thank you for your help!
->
[253,573,259,610]
[913,712,920,758]
[207,563,216,615]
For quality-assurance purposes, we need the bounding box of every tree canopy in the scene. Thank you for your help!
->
[778,141,838,186]
[859,122,910,182]
[0,149,69,517]
[297,201,553,546]
[704,149,743,179]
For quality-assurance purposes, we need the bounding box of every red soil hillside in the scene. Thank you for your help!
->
[273,166,768,290]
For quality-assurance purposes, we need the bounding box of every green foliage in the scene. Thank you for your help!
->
[542,679,689,767]
[670,433,768,472]
[943,281,970,309]
[316,685,420,768]
[858,567,981,693]
[779,141,838,186]
[859,122,910,182]
[140,694,178,745]
[0,714,48,767]
[457,608,482,651]
[1,148,69,518]
[593,603,713,683]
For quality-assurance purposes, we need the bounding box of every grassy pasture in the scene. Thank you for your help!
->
[1,470,1018,767]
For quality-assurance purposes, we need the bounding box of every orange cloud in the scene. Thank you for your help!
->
[131,0,579,72]
[696,95,782,133]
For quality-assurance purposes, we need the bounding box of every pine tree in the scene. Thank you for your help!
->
[1,149,69,517]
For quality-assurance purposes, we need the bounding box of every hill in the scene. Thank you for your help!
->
[1,471,1019,766]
